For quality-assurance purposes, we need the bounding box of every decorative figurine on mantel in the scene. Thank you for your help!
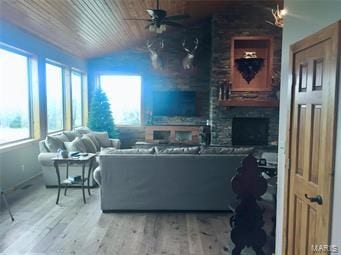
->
[230,154,268,255]
[235,51,264,84]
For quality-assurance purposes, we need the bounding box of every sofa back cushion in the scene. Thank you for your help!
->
[101,147,155,154]
[74,126,91,136]
[156,146,200,154]
[63,131,80,141]
[199,146,254,155]
[92,132,112,148]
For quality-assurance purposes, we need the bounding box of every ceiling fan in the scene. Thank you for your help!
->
[123,0,189,33]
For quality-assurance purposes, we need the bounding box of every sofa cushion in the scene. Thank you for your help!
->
[81,137,97,153]
[45,135,68,152]
[64,137,87,152]
[63,131,80,141]
[92,131,112,148]
[101,147,155,154]
[156,146,200,154]
[83,133,101,151]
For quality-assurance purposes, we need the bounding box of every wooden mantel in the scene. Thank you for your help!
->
[218,99,279,107]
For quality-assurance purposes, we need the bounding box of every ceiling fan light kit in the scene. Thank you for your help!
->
[149,24,167,33]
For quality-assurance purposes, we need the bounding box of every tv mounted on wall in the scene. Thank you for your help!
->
[153,91,197,116]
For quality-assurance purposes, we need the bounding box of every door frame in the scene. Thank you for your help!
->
[282,20,341,254]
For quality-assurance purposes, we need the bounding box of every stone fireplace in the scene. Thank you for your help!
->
[209,2,282,146]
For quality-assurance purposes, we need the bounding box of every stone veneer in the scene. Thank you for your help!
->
[209,2,282,145]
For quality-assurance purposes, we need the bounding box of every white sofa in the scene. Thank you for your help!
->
[94,151,247,211]
[38,127,120,187]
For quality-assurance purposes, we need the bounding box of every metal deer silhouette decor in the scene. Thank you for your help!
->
[146,40,164,70]
[182,38,199,70]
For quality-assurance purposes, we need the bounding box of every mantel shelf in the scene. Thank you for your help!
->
[218,99,279,107]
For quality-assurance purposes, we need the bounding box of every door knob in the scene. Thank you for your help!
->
[304,194,323,205]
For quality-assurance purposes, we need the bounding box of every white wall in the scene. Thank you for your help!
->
[276,1,341,254]
[0,20,86,191]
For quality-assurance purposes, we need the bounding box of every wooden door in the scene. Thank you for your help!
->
[286,21,340,255]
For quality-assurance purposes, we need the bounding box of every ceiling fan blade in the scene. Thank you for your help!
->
[162,21,184,27]
[164,14,190,21]
[123,18,152,21]
[147,9,167,19]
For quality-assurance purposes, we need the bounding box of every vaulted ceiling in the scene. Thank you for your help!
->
[0,0,279,58]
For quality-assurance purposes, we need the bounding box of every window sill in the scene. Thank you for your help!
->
[0,138,40,153]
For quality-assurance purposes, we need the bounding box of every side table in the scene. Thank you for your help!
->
[52,153,96,204]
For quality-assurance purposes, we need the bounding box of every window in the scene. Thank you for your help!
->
[71,71,83,128]
[0,48,31,145]
[100,75,141,126]
[46,62,64,133]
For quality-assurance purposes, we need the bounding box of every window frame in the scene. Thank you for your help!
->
[71,69,84,128]
[97,73,143,127]
[0,44,34,146]
[45,60,66,134]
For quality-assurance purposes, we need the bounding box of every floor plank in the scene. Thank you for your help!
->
[0,176,275,255]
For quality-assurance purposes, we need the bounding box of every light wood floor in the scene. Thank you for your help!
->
[0,176,275,255]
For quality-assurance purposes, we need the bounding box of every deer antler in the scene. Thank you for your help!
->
[182,38,199,70]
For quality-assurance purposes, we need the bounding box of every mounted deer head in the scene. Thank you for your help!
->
[182,38,199,70]
[146,40,164,70]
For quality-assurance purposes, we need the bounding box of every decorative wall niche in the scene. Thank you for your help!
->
[231,36,273,92]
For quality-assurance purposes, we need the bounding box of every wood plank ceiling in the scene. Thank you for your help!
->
[0,0,275,59]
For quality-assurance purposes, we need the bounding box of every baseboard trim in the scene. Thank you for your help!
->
[3,172,42,193]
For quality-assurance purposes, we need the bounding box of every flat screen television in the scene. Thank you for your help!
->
[153,91,197,116]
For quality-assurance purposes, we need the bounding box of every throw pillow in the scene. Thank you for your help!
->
[92,132,112,148]
[64,137,87,152]
[80,137,97,153]
[45,135,67,152]
[101,147,155,154]
[83,133,101,151]
[156,146,200,154]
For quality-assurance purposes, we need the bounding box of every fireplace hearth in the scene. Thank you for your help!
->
[232,117,269,145]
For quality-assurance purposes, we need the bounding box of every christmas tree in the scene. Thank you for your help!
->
[88,87,118,138]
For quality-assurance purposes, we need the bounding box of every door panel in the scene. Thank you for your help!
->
[309,105,322,184]
[286,21,340,255]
